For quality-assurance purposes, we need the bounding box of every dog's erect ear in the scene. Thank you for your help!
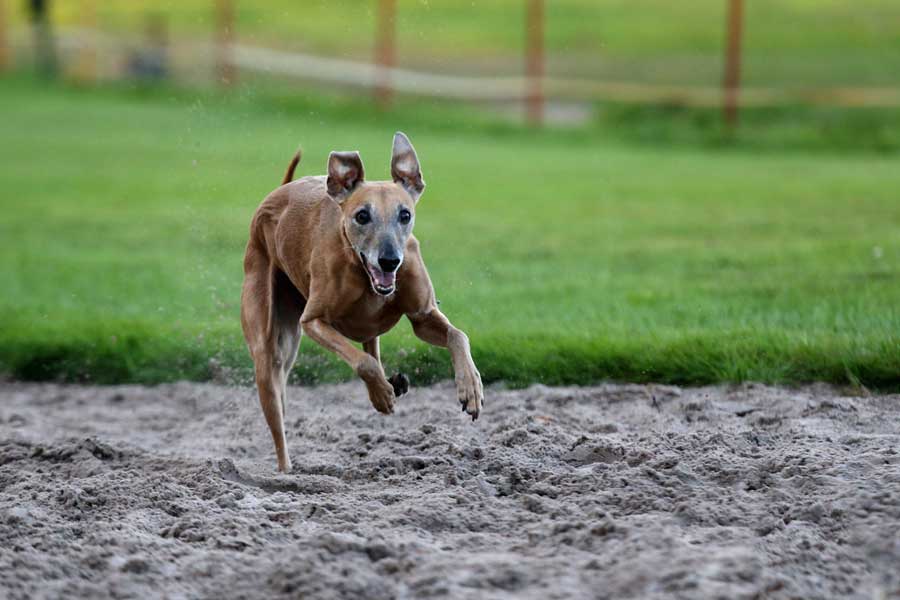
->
[327,151,365,202]
[391,132,425,203]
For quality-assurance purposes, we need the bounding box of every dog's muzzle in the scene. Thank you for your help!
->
[360,253,397,296]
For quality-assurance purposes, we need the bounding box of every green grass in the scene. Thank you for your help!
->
[11,0,900,87]
[1,75,898,389]
[594,103,900,153]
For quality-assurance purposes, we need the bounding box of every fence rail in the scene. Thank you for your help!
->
[4,1,900,125]
[40,27,900,110]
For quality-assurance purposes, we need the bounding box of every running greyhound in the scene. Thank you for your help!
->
[240,133,484,472]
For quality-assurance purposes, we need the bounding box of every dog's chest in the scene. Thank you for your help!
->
[331,299,404,343]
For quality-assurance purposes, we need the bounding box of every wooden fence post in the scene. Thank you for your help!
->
[215,0,236,85]
[722,0,744,129]
[525,0,544,126]
[30,0,58,77]
[75,0,96,82]
[375,0,396,109]
[0,0,9,71]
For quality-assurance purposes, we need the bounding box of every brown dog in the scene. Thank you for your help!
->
[241,132,484,472]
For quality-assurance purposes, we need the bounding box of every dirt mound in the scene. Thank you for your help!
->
[1,381,899,598]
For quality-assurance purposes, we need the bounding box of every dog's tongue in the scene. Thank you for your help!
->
[368,265,396,289]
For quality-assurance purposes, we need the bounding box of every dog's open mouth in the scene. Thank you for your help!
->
[360,254,396,296]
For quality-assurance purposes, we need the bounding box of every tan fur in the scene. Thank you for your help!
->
[241,133,483,472]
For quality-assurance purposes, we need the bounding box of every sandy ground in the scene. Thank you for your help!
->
[1,380,899,599]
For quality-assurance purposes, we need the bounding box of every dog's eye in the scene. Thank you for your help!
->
[399,209,411,225]
[355,210,371,225]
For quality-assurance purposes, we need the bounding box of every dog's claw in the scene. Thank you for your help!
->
[389,372,410,397]
[460,396,480,420]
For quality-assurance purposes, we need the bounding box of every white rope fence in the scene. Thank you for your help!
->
[41,28,900,109]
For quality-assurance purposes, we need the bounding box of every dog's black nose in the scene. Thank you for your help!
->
[378,256,401,272]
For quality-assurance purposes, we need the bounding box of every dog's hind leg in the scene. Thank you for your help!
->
[272,269,305,418]
[242,244,305,472]
[362,337,381,364]
[252,355,291,472]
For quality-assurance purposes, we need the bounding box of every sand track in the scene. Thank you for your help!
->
[1,381,899,599]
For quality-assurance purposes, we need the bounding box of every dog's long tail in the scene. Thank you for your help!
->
[281,149,302,185]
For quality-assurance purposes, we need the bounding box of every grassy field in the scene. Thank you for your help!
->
[10,1,900,87]
[1,75,898,388]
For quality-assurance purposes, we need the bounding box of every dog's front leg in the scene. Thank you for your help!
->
[364,337,410,397]
[302,318,395,414]
[409,308,483,420]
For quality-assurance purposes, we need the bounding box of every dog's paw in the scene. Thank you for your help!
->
[456,366,484,421]
[277,454,293,474]
[367,378,395,415]
[389,372,410,397]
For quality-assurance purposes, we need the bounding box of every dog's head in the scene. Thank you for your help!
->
[327,132,425,296]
